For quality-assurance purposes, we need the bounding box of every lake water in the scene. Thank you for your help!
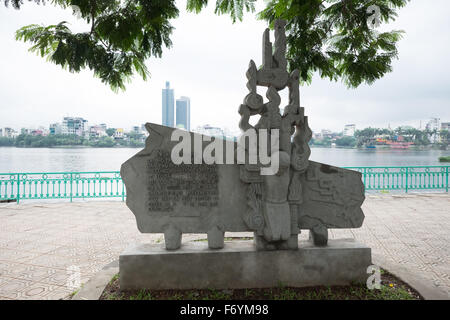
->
[0,146,449,173]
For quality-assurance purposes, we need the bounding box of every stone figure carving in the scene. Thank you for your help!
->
[238,20,314,250]
[121,20,365,251]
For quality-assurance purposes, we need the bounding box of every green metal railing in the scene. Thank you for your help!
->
[0,171,124,204]
[345,166,449,193]
[0,166,448,203]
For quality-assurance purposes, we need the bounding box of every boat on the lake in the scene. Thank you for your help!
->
[387,141,414,149]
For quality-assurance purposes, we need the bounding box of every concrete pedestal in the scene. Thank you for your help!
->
[119,239,372,290]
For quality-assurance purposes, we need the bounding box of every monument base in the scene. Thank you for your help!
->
[119,239,371,290]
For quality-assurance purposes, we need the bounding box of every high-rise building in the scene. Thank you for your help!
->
[162,81,174,127]
[176,96,191,131]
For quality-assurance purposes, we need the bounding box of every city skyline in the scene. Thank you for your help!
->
[0,1,449,134]
[162,81,191,131]
[1,116,449,139]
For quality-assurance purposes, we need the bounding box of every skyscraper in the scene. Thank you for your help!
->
[162,81,174,127]
[176,96,191,131]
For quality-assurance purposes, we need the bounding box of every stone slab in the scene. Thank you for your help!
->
[119,239,372,290]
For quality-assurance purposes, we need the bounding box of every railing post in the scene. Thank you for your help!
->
[122,179,125,202]
[70,173,73,202]
[446,166,449,193]
[363,168,367,190]
[405,167,409,193]
[16,174,20,204]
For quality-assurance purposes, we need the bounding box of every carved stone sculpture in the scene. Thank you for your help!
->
[121,20,365,251]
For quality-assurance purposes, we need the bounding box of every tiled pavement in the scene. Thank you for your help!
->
[0,194,449,300]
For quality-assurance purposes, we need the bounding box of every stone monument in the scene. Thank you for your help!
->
[119,20,371,290]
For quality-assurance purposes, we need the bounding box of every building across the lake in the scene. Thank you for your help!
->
[61,117,88,136]
[0,127,18,138]
[49,123,62,135]
[343,124,356,137]
[192,124,237,141]
[114,128,124,139]
[162,81,175,128]
[89,125,107,138]
[426,118,440,131]
[193,124,225,138]
[176,96,191,131]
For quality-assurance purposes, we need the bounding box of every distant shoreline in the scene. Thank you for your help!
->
[0,145,447,151]
[310,145,447,151]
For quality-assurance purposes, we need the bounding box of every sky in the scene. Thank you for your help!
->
[0,0,449,134]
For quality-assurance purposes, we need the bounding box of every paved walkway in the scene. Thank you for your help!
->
[0,194,449,299]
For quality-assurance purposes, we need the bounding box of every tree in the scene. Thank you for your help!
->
[312,136,332,147]
[89,135,115,147]
[355,127,377,146]
[105,128,116,137]
[0,137,15,146]
[440,129,449,146]
[335,136,356,147]
[5,0,409,91]
[5,0,178,91]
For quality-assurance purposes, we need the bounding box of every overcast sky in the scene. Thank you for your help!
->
[0,0,449,134]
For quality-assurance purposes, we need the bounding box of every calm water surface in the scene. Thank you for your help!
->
[0,147,449,173]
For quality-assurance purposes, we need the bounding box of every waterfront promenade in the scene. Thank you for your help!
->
[0,194,449,300]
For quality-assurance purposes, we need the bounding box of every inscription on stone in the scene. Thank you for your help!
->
[147,150,219,212]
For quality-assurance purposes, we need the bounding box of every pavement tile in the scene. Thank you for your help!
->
[0,249,42,263]
[39,270,73,287]
[0,277,34,299]
[0,195,449,299]
[6,264,57,282]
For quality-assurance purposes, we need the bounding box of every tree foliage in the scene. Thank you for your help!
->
[105,128,116,136]
[188,0,409,87]
[335,136,356,147]
[9,0,178,91]
[440,129,450,145]
[187,0,257,22]
[4,0,44,9]
[6,0,409,90]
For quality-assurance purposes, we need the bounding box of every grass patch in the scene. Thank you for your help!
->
[100,269,421,300]
[68,283,84,299]
[109,273,119,285]
[68,288,79,299]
